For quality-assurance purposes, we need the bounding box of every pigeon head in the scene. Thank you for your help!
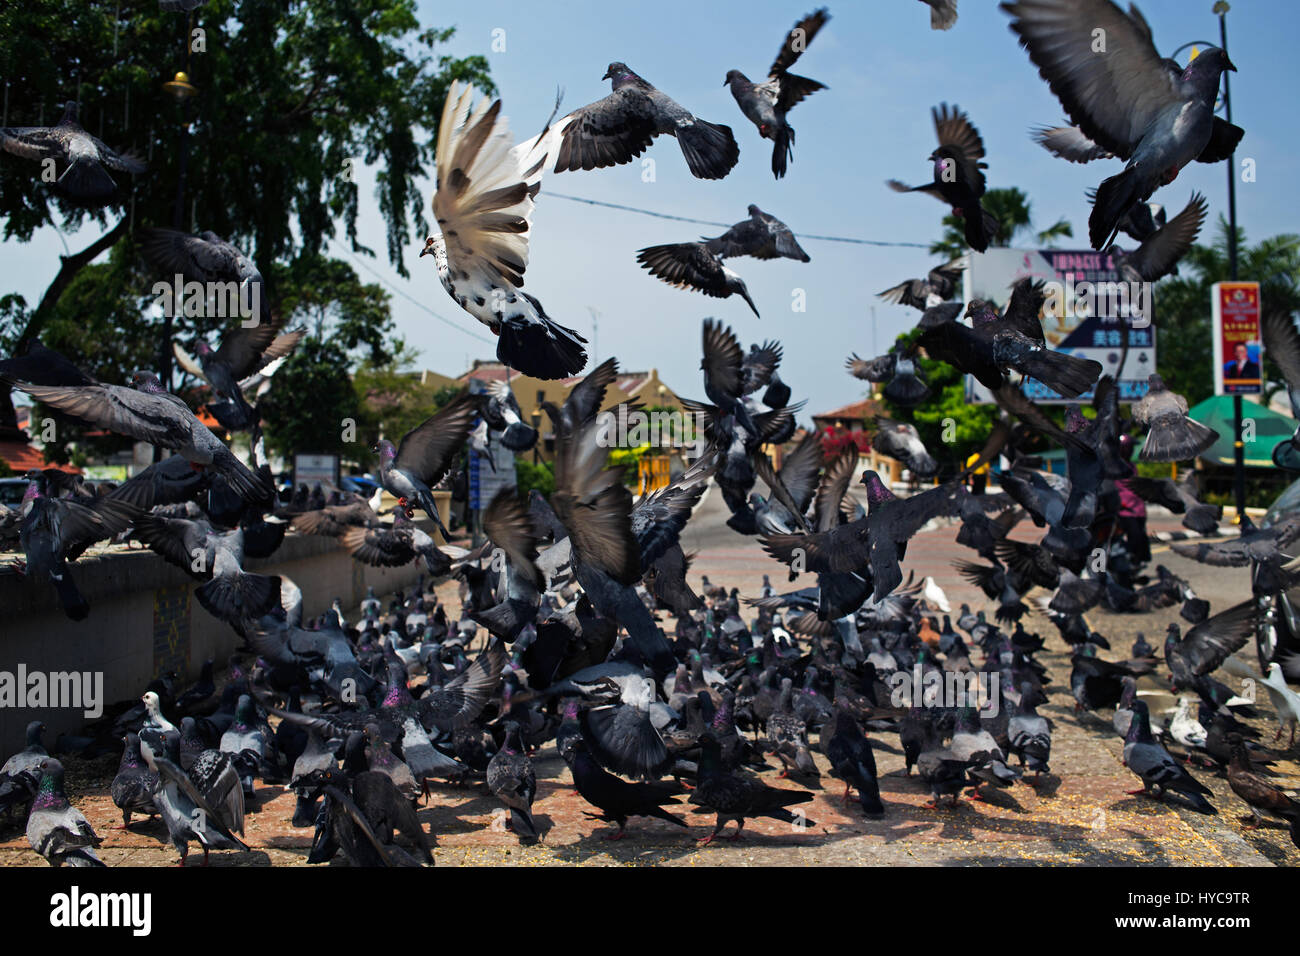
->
[22,481,41,503]
[964,299,999,326]
[130,370,164,393]
[1147,373,1166,391]
[194,340,213,357]
[419,234,445,259]
[1185,46,1236,79]
[603,62,641,88]
[724,69,748,86]
[1064,407,1089,433]
[859,469,896,505]
[372,438,397,460]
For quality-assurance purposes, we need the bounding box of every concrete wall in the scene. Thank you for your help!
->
[0,492,450,755]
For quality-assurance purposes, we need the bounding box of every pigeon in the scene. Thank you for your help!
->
[1261,306,1300,470]
[169,318,305,430]
[340,509,458,577]
[555,62,739,180]
[1001,0,1242,249]
[919,0,958,30]
[1260,664,1300,748]
[1225,734,1300,846]
[299,768,431,867]
[560,733,687,840]
[0,101,145,202]
[111,733,160,828]
[1031,122,1114,163]
[10,371,269,501]
[825,706,884,814]
[871,418,938,478]
[580,675,673,781]
[767,677,819,777]
[373,390,478,533]
[486,723,538,842]
[17,481,140,619]
[700,205,811,263]
[145,730,250,865]
[1127,472,1221,535]
[479,379,538,451]
[636,242,760,316]
[725,8,830,178]
[689,733,814,844]
[421,82,588,379]
[888,103,998,252]
[1008,684,1052,776]
[1123,700,1216,814]
[26,759,104,867]
[1106,191,1209,286]
[0,721,47,821]
[878,259,964,311]
[846,345,930,406]
[1132,374,1218,461]
[919,291,1103,399]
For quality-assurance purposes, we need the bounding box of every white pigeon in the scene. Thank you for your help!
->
[1168,696,1207,749]
[1262,664,1300,747]
[921,576,952,613]
[420,82,588,380]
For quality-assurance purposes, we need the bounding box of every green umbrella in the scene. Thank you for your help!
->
[1184,394,1294,466]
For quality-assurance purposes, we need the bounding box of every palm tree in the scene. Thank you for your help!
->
[929,186,1073,258]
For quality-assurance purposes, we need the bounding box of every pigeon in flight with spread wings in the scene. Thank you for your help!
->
[0,101,144,203]
[420,82,588,380]
[1002,0,1242,250]
[553,63,739,180]
[725,8,831,179]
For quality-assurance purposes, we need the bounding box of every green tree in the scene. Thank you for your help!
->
[0,0,492,421]
[1156,220,1300,406]
[260,337,358,461]
[930,187,1073,259]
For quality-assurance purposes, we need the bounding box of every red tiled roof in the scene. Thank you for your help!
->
[0,441,82,475]
[813,398,877,422]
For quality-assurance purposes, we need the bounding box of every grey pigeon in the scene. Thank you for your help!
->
[422,83,588,379]
[1133,373,1218,462]
[1261,306,1300,471]
[555,62,739,180]
[725,8,830,178]
[0,101,144,201]
[144,731,250,864]
[0,721,47,820]
[1031,122,1114,163]
[11,371,269,501]
[480,379,538,451]
[26,758,104,867]
[340,509,456,577]
[111,733,159,828]
[1107,191,1208,285]
[702,204,811,263]
[846,345,930,406]
[1123,701,1216,814]
[919,0,958,30]
[878,259,964,311]
[373,390,478,533]
[871,418,938,478]
[487,723,538,842]
[1002,0,1242,249]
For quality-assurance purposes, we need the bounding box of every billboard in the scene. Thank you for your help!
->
[293,453,339,489]
[1212,281,1262,396]
[963,248,1156,404]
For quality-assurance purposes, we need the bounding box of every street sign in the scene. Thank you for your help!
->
[1212,281,1262,396]
[468,432,517,510]
[963,248,1156,403]
[293,453,338,489]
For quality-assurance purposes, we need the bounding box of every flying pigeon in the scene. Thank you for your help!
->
[636,242,760,316]
[872,418,938,477]
[421,82,588,379]
[555,62,740,180]
[1106,191,1209,286]
[0,101,145,202]
[703,205,812,262]
[10,371,270,502]
[725,8,830,178]
[919,0,958,30]
[373,390,478,532]
[846,345,930,406]
[480,379,538,451]
[1031,122,1114,163]
[888,103,999,252]
[878,258,964,311]
[1002,0,1242,249]
[1132,373,1218,461]
[1261,307,1300,470]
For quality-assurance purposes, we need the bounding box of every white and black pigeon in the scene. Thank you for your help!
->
[0,101,145,202]
[373,389,479,532]
[10,371,269,501]
[554,62,740,180]
[725,8,830,179]
[635,242,760,317]
[878,259,964,311]
[420,82,588,379]
[480,379,538,451]
[144,731,250,865]
[26,759,104,867]
[1002,0,1242,250]
[1132,373,1218,462]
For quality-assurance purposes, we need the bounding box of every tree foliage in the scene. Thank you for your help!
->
[930,187,1073,259]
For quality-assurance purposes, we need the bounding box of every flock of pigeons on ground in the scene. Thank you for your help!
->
[1,0,1298,867]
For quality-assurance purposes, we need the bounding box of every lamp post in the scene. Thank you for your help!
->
[1174,2,1245,522]
[161,70,197,396]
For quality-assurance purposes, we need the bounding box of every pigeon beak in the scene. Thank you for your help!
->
[1226,57,1238,72]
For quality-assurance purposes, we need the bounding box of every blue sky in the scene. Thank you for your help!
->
[4,0,1299,416]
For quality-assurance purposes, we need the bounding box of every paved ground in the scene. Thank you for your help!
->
[1,486,1294,867]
